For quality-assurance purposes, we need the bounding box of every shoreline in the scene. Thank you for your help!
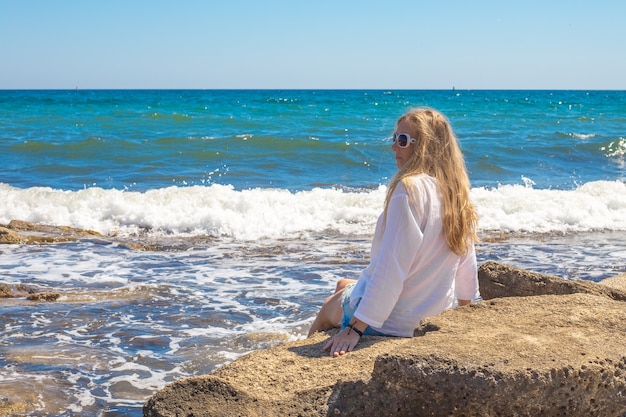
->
[143,262,626,417]
[1,222,625,416]
[3,219,625,281]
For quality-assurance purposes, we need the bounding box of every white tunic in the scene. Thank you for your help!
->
[350,174,480,337]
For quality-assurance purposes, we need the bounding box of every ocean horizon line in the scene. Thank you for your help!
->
[2,87,625,92]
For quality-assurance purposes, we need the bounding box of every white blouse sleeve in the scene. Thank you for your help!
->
[354,184,424,328]
[454,243,480,301]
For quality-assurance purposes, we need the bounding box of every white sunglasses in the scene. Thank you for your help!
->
[392,132,416,148]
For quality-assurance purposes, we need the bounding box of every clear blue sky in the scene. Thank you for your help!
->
[1,0,624,89]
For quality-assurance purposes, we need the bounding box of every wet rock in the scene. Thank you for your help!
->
[14,284,38,295]
[0,397,31,416]
[0,283,38,298]
[0,219,226,252]
[0,376,77,416]
[0,283,60,302]
[0,284,12,297]
[0,220,102,245]
[144,263,626,417]
[0,226,25,244]
[26,292,61,302]
[116,241,165,251]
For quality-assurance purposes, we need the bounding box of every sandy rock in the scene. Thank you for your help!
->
[0,226,26,244]
[0,397,31,416]
[600,273,626,292]
[0,284,61,302]
[0,219,175,251]
[144,263,626,417]
[0,283,12,297]
[0,220,102,245]
[0,376,78,416]
[478,260,626,301]
[26,292,61,302]
[0,283,38,298]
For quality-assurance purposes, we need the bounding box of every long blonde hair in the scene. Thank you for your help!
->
[384,108,478,255]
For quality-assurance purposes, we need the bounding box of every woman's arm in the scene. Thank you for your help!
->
[454,243,480,302]
[354,188,423,328]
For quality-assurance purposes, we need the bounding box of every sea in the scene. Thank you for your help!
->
[1,89,625,416]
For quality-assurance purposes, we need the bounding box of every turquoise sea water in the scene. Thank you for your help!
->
[1,90,625,416]
[1,90,625,192]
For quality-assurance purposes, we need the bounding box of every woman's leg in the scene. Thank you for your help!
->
[335,278,357,293]
[307,279,357,337]
[308,289,344,336]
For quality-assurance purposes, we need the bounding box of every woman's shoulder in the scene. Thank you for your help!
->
[391,175,439,202]
[403,174,438,191]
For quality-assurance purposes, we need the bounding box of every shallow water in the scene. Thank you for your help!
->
[1,230,625,416]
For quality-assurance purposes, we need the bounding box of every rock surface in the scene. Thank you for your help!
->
[478,260,626,301]
[0,219,194,250]
[601,274,626,291]
[0,283,60,302]
[144,262,626,417]
[25,292,62,302]
[0,219,102,244]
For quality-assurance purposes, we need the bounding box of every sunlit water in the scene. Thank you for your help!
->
[1,89,625,415]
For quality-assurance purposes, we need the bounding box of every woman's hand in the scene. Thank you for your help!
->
[323,326,362,357]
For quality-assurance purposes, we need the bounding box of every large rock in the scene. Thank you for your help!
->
[144,263,626,417]
[0,283,60,301]
[601,273,626,292]
[0,219,101,244]
[478,260,626,301]
[0,219,181,250]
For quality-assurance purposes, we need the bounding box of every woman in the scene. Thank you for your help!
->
[308,108,480,357]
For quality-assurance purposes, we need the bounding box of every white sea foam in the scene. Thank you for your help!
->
[571,133,596,140]
[602,137,626,165]
[3,180,626,237]
[0,183,385,239]
[473,180,626,233]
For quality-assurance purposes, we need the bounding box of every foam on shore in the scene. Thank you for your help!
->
[2,180,625,240]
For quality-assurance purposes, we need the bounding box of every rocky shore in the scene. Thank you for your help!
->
[144,262,626,417]
[2,221,625,416]
[0,219,102,245]
[0,219,168,250]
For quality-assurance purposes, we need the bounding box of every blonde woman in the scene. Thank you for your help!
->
[308,108,480,357]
